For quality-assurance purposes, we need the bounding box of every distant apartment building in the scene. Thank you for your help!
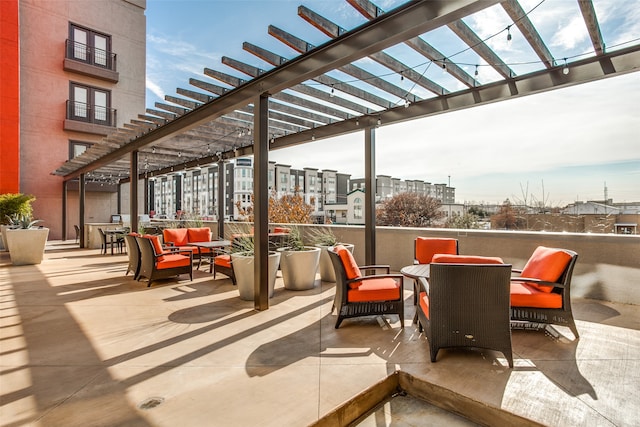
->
[350,176,455,203]
[0,0,147,239]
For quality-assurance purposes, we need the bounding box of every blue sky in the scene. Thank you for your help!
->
[146,0,640,205]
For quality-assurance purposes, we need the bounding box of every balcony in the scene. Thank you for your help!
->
[63,39,119,82]
[64,100,117,136]
[1,227,638,425]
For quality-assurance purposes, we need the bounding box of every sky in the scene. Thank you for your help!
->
[145,0,640,206]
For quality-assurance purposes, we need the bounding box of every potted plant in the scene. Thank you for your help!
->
[228,225,281,301]
[5,214,49,265]
[277,226,321,290]
[309,227,354,282]
[0,193,36,251]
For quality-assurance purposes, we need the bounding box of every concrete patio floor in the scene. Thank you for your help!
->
[1,242,638,427]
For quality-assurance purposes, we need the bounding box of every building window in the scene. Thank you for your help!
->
[69,140,91,159]
[68,23,112,69]
[68,82,112,126]
[354,197,363,219]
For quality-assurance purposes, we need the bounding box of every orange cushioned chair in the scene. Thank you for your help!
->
[213,254,236,285]
[510,246,579,338]
[327,245,404,329]
[412,237,459,305]
[136,235,193,287]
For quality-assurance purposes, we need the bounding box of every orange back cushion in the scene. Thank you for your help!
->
[143,235,165,260]
[432,254,504,264]
[273,227,290,234]
[187,227,212,243]
[163,228,188,246]
[335,244,361,280]
[415,237,458,264]
[520,246,572,293]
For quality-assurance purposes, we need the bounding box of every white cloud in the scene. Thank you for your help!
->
[146,78,165,100]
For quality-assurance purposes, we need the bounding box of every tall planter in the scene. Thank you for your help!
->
[5,228,49,265]
[231,251,281,301]
[316,243,354,282]
[0,225,10,251]
[278,246,321,290]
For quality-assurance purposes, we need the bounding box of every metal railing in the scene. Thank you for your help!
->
[65,39,117,71]
[66,100,116,127]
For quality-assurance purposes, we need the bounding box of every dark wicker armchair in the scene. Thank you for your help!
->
[124,234,141,280]
[135,235,193,287]
[327,245,404,329]
[510,246,579,338]
[416,263,514,368]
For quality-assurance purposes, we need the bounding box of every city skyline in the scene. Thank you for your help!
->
[146,0,640,205]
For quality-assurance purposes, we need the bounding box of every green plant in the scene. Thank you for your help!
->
[284,226,306,251]
[308,227,338,246]
[0,193,35,225]
[226,223,255,255]
[6,214,43,229]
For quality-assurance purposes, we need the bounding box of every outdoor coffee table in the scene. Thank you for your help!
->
[400,264,430,323]
[191,240,231,272]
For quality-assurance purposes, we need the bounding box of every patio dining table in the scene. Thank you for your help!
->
[190,240,231,272]
[400,264,430,324]
[104,228,128,255]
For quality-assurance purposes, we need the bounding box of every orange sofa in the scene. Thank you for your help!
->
[162,227,214,255]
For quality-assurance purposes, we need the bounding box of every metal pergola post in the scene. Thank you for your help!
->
[79,173,85,248]
[217,159,225,239]
[130,150,139,234]
[364,126,376,265]
[253,93,270,310]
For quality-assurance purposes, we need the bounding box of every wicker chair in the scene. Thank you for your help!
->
[327,245,404,329]
[416,263,514,368]
[124,234,141,280]
[213,254,236,285]
[135,235,193,287]
[510,247,579,338]
[412,237,458,304]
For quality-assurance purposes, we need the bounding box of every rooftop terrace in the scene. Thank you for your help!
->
[1,238,638,426]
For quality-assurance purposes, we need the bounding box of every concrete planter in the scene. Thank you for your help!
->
[316,243,354,282]
[231,251,281,301]
[278,246,321,290]
[0,225,9,251]
[5,228,49,265]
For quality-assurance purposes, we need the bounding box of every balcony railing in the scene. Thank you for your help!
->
[65,39,117,71]
[66,100,116,127]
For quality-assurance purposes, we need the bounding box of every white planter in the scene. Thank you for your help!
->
[316,243,354,282]
[231,251,281,301]
[0,225,9,251]
[5,228,49,265]
[278,246,321,290]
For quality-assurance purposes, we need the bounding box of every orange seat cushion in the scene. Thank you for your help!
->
[187,227,212,243]
[347,277,400,302]
[163,228,188,247]
[156,254,191,269]
[335,244,361,279]
[520,246,572,293]
[510,282,562,308]
[273,227,290,233]
[214,254,232,268]
[415,237,457,264]
[432,254,504,264]
[419,292,429,319]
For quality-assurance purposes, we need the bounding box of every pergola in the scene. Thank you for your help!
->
[52,0,640,310]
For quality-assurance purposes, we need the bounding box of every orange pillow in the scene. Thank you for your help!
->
[520,247,572,293]
[432,254,504,264]
[415,237,457,263]
[335,244,361,280]
[273,227,290,234]
[163,228,188,246]
[143,235,165,260]
[187,227,212,243]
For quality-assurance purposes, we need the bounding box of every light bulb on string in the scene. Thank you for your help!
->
[404,98,411,108]
[400,71,404,81]
[507,26,512,42]
[475,65,479,77]
[562,58,570,75]
[441,58,447,71]
[330,84,335,97]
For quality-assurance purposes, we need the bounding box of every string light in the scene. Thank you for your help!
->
[377,116,382,126]
[404,98,411,108]
[475,65,479,76]
[562,58,570,75]
[507,25,512,42]
[400,71,404,81]
[441,58,447,70]
[330,84,335,97]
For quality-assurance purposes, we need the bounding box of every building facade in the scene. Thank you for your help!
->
[0,0,146,239]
